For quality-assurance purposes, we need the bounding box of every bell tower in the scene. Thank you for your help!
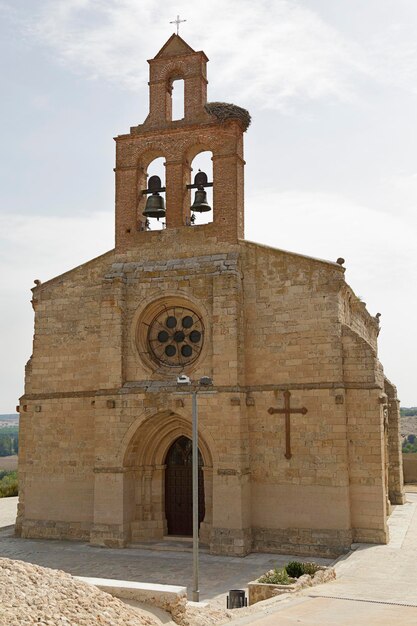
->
[114,35,250,251]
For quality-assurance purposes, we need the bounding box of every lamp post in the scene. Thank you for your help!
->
[176,375,214,602]
[191,388,199,602]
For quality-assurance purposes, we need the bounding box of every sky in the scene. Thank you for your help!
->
[0,0,416,412]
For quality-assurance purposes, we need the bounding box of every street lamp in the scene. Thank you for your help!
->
[176,374,214,602]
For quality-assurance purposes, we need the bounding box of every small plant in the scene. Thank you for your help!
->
[285,561,321,578]
[285,561,304,578]
[257,561,322,586]
[300,562,320,577]
[258,568,293,585]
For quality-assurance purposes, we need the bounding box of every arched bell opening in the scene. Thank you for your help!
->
[165,436,205,536]
[138,155,166,232]
[189,150,213,226]
[171,78,185,121]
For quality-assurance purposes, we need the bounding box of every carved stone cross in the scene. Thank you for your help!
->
[268,390,308,459]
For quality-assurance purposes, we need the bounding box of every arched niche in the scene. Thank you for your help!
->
[137,154,166,231]
[171,78,185,121]
[189,149,214,226]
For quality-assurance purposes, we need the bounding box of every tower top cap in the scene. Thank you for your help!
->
[151,34,208,62]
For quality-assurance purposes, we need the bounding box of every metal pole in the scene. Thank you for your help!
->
[192,390,199,602]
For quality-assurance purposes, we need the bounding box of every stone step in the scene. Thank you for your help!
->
[129,538,210,553]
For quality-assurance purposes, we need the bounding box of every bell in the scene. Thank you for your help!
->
[143,193,166,219]
[191,188,211,213]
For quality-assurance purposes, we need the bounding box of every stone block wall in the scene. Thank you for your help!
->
[18,33,403,557]
[17,396,95,540]
[18,235,398,554]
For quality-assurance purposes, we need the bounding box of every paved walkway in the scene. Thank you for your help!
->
[232,491,417,625]
[0,495,17,528]
[0,498,330,605]
[2,493,417,624]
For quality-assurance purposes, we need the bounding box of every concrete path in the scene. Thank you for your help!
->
[0,496,17,528]
[231,491,417,625]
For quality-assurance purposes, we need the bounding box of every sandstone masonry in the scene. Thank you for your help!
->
[17,34,405,557]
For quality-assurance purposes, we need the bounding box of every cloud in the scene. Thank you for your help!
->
[0,211,114,288]
[382,172,417,212]
[370,23,417,94]
[0,210,114,413]
[245,188,417,404]
[13,0,374,110]
[245,189,417,295]
[8,0,415,110]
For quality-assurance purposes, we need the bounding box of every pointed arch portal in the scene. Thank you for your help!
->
[120,412,214,544]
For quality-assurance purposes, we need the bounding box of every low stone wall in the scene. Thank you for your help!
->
[402,453,417,483]
[248,567,336,605]
[77,576,187,623]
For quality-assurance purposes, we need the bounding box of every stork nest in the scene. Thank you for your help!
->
[205,102,251,132]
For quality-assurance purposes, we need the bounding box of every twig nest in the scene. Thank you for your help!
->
[205,102,251,131]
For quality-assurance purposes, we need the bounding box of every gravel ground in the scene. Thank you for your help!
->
[0,558,159,626]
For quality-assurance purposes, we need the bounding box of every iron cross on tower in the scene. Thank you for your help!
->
[170,14,186,35]
[268,391,308,459]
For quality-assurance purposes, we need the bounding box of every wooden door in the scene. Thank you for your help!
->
[165,436,205,536]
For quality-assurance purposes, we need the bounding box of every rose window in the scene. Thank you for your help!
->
[147,306,204,367]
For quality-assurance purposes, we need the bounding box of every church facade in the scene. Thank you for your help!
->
[17,35,405,558]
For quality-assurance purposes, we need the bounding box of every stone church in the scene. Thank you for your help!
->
[17,35,405,557]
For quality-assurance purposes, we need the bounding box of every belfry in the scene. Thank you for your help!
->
[18,35,405,557]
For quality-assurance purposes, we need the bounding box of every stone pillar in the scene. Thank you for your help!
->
[346,388,389,544]
[115,165,137,251]
[148,78,171,125]
[130,464,166,542]
[99,275,126,389]
[212,273,243,386]
[184,72,208,120]
[143,466,153,521]
[212,134,244,242]
[165,159,190,228]
[210,468,252,556]
[91,469,130,547]
[153,464,168,536]
[385,379,406,504]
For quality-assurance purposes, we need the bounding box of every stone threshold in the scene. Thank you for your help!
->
[129,537,210,553]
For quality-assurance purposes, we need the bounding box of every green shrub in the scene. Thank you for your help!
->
[258,568,293,585]
[0,471,18,497]
[285,561,321,578]
[301,562,320,576]
[285,561,304,578]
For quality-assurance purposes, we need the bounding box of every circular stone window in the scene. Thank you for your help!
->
[146,306,204,367]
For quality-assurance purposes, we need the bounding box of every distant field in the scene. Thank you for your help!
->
[0,456,18,471]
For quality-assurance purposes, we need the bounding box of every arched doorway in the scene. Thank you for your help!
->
[165,436,205,536]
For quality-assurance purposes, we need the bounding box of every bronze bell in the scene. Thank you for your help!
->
[191,188,211,213]
[143,192,166,220]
